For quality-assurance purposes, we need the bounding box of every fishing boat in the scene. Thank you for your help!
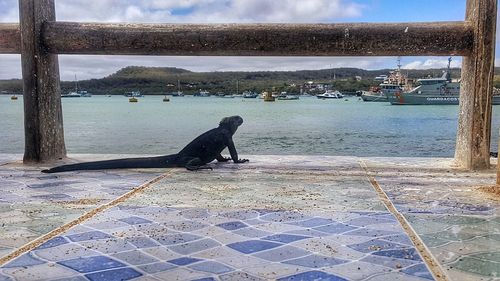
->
[171,80,184,96]
[194,90,210,97]
[385,58,500,105]
[362,58,408,102]
[277,92,299,100]
[62,75,91,98]
[79,90,91,97]
[61,92,81,98]
[129,97,138,102]
[10,95,17,100]
[317,90,343,99]
[361,87,386,102]
[242,91,258,98]
[124,91,143,97]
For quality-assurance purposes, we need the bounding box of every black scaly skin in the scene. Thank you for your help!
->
[42,116,249,173]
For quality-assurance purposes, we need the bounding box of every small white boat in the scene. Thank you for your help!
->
[242,91,258,98]
[124,91,143,97]
[194,90,210,97]
[277,92,299,100]
[61,91,81,98]
[317,90,343,99]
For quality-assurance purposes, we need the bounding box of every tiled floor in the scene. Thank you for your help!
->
[0,154,499,280]
[363,157,500,281]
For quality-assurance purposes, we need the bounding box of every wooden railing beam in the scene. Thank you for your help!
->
[0,24,20,53]
[41,21,473,56]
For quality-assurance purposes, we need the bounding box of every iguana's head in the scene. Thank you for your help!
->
[219,116,244,134]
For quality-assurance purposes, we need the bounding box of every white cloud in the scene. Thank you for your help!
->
[1,0,364,23]
[403,58,462,69]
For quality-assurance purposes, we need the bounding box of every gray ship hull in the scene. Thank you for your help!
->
[361,91,388,102]
[387,93,500,105]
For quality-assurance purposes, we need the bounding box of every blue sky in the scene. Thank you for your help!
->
[350,0,466,23]
[0,0,496,80]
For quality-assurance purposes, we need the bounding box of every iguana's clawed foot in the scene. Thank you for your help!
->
[234,159,249,163]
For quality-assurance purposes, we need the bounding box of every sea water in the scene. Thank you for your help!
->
[2,95,500,157]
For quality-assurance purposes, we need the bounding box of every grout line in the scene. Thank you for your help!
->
[359,160,448,281]
[0,170,173,266]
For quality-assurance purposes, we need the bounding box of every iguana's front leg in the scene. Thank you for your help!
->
[216,154,231,162]
[227,139,249,163]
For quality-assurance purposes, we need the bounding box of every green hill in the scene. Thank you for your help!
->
[1,66,498,95]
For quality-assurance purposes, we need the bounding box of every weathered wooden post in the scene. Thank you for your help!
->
[455,0,497,170]
[19,0,66,163]
[497,128,500,184]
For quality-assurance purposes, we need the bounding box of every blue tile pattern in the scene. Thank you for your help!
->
[2,253,45,268]
[168,257,202,266]
[284,254,347,268]
[36,236,69,250]
[289,217,335,227]
[216,221,248,230]
[278,270,348,281]
[119,216,153,225]
[57,256,125,273]
[138,262,176,274]
[262,234,309,243]
[155,233,201,245]
[85,268,142,281]
[347,238,409,253]
[227,240,282,254]
[66,231,113,242]
[372,248,422,261]
[188,261,233,274]
[0,155,438,281]
[0,206,434,281]
[313,223,357,234]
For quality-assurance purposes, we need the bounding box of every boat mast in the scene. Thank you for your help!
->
[396,56,402,85]
[446,57,452,82]
[74,74,78,92]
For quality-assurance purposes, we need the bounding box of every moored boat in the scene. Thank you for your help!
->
[61,91,81,98]
[362,58,408,102]
[384,58,500,105]
[194,90,210,97]
[63,75,91,98]
[361,87,387,102]
[317,90,343,99]
[242,91,258,98]
[277,92,299,100]
[124,91,143,97]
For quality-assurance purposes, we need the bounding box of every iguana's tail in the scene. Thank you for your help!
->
[41,154,178,173]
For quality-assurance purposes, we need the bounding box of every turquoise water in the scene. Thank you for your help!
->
[1,95,500,157]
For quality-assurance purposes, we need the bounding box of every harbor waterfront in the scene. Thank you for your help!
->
[3,94,500,157]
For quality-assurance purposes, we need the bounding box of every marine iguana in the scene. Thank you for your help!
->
[42,116,248,173]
